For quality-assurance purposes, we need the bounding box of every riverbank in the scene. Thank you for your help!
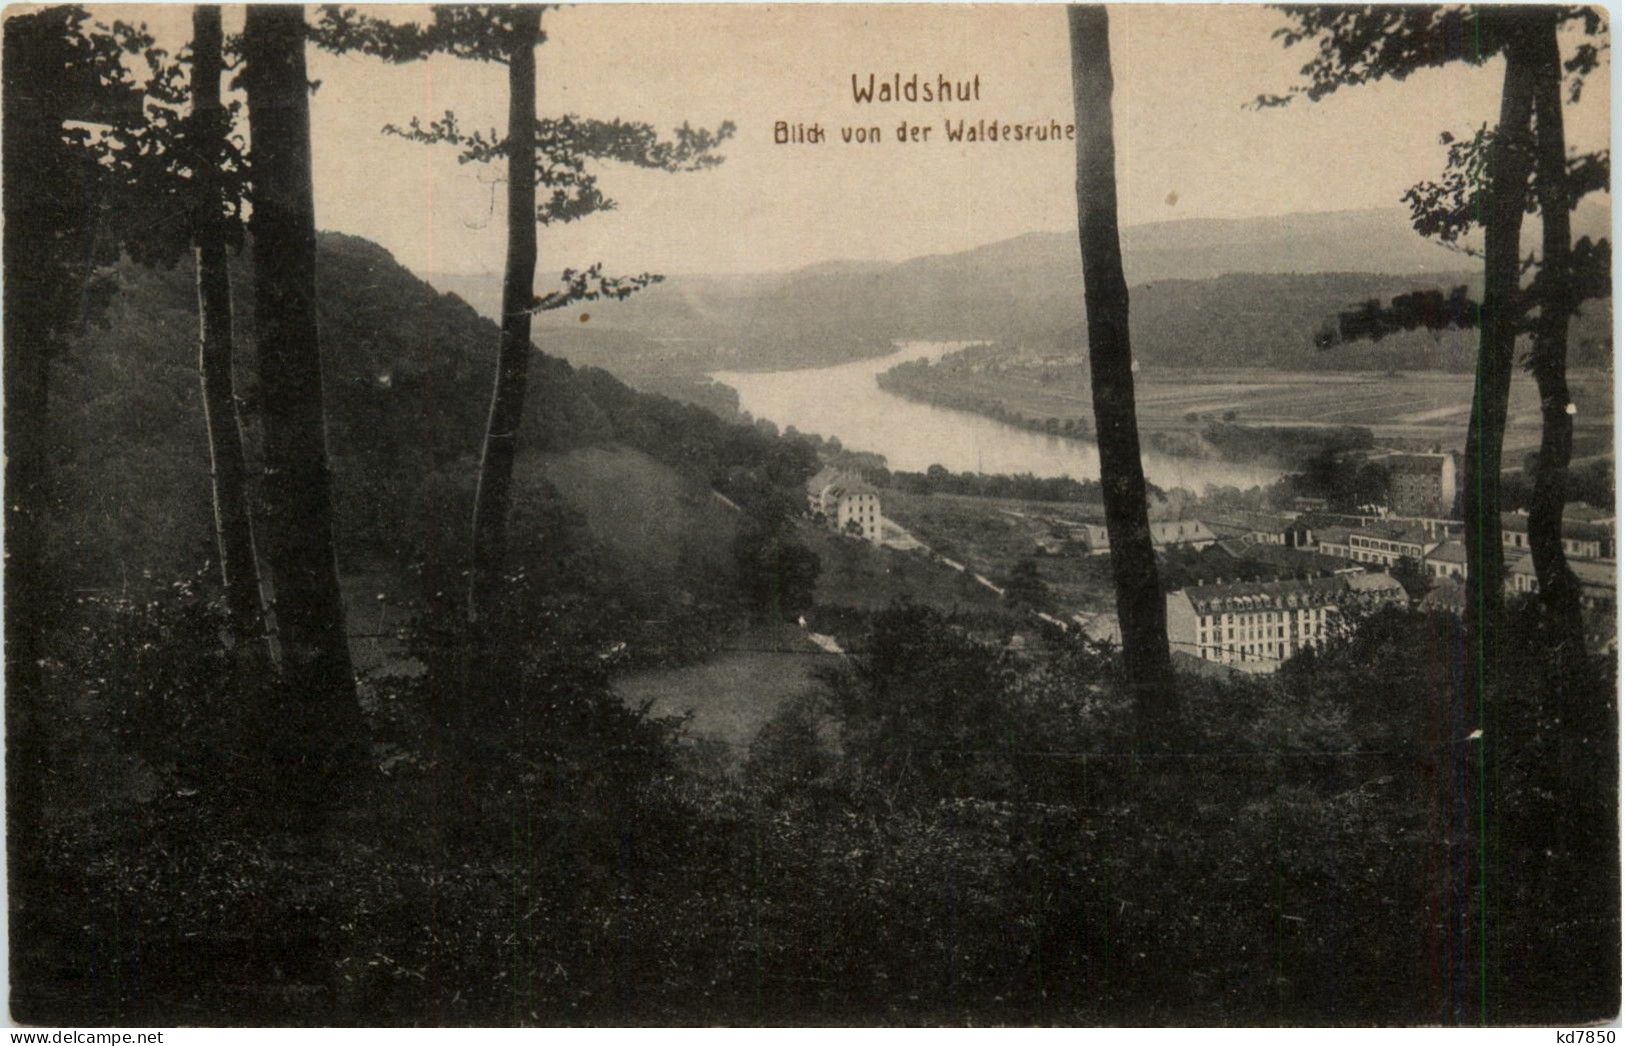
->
[716,341,1282,492]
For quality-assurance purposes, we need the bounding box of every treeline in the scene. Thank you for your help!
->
[877,357,1095,440]
[572,367,818,521]
[1279,449,1394,512]
[1200,420,1375,467]
[1023,272,1612,372]
[873,464,1108,503]
[1504,457,1614,513]
[718,417,1109,505]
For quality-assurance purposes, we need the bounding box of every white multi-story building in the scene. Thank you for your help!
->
[1166,573,1407,674]
[805,467,882,543]
[1318,521,1437,569]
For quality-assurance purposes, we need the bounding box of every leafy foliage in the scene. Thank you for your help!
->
[1253,6,1601,108]
[4,6,157,353]
[733,523,821,618]
[1283,447,1392,510]
[312,5,734,318]
[1002,556,1051,611]
[312,3,550,66]
[63,572,287,796]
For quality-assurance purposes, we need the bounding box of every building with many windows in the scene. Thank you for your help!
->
[1386,452,1458,517]
[1501,511,1614,561]
[1166,572,1407,674]
[1318,521,1437,569]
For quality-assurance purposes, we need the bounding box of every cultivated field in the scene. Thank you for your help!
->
[1135,367,1614,460]
[889,362,1614,462]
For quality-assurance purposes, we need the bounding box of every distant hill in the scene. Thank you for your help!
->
[1028,271,1612,372]
[426,201,1610,376]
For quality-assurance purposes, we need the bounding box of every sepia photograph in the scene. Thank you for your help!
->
[2,0,1618,1028]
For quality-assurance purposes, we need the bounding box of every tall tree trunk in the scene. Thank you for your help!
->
[1066,5,1176,739]
[1457,17,1540,1024]
[4,11,65,973]
[242,6,366,775]
[1525,14,1585,659]
[192,4,270,658]
[466,8,540,625]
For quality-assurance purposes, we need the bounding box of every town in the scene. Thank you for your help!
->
[806,448,1617,674]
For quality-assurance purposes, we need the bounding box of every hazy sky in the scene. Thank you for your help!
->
[120,4,1611,277]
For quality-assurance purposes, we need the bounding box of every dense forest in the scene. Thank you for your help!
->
[52,234,815,602]
[859,271,1612,377]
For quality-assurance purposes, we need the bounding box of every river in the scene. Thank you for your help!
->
[714,341,1281,492]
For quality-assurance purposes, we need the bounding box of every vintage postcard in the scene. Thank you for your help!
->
[3,1,1617,1028]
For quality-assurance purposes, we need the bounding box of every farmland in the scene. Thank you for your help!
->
[881,358,1616,465]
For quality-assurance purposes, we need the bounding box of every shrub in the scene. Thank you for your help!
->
[61,572,290,801]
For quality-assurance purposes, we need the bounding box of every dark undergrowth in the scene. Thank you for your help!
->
[11,584,1618,1026]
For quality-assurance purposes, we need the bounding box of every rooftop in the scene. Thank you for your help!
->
[1180,575,1347,614]
[807,467,872,495]
[1426,540,1467,564]
[1344,572,1405,596]
[1565,502,1615,524]
[1177,571,1406,614]
[1239,543,1355,574]
[1347,520,1432,545]
[1420,576,1467,612]
[1315,525,1353,546]
[1387,452,1455,475]
[1204,511,1297,536]
[1508,553,1616,587]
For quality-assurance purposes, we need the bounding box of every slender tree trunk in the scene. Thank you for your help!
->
[1457,18,1540,1025]
[466,8,540,625]
[1525,15,1585,658]
[242,6,366,776]
[192,4,270,658]
[3,12,62,969]
[1462,16,1537,689]
[1067,5,1176,739]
